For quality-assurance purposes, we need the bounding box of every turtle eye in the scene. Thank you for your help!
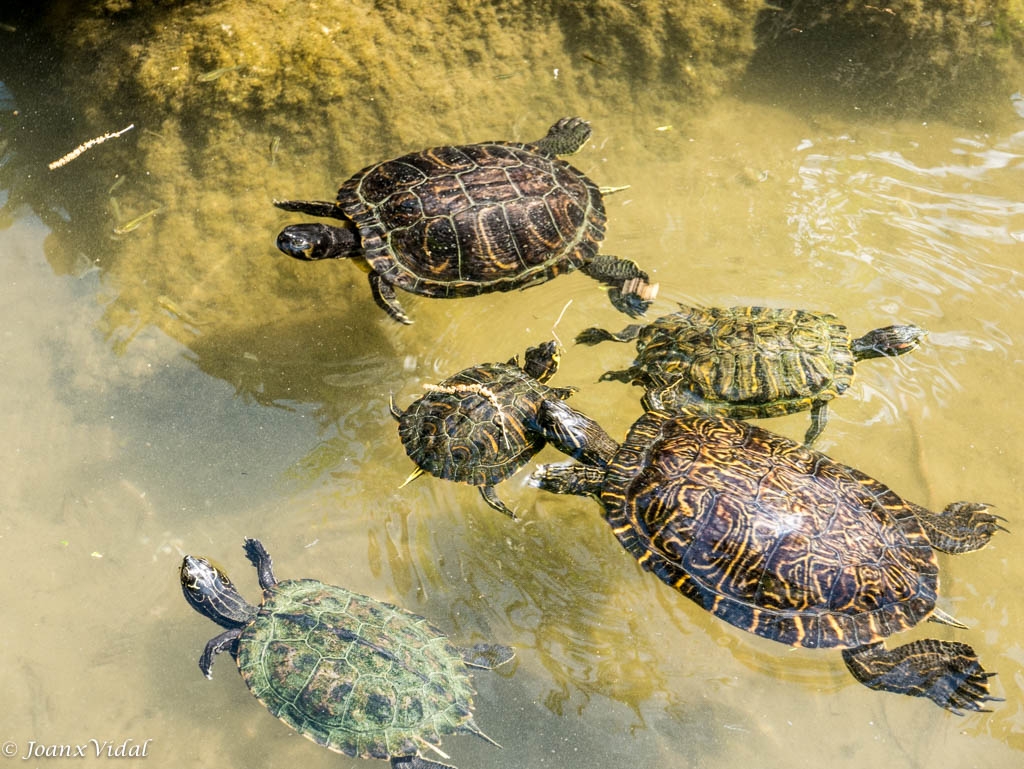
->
[277,229,314,259]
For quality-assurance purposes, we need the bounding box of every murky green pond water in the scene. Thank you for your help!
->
[2,5,1023,769]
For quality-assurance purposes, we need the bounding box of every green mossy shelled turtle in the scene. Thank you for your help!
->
[576,305,925,444]
[180,538,514,768]
[274,117,656,324]
[390,340,616,518]
[531,409,1004,713]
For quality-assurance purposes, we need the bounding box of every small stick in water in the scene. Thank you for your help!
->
[113,206,161,235]
[48,124,135,170]
[550,299,573,350]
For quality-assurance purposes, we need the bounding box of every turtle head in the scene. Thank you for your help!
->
[851,324,927,360]
[521,340,561,383]
[529,460,606,498]
[180,555,258,629]
[276,223,360,261]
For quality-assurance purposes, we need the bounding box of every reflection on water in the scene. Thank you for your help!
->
[2,5,1023,769]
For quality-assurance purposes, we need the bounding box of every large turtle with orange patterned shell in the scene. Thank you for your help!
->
[273,117,656,324]
[530,408,1005,713]
[180,537,514,768]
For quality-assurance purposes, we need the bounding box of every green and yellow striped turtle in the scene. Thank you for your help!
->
[576,305,925,444]
[180,538,514,768]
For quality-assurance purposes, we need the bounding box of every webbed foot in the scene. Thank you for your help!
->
[911,501,1007,554]
[533,116,592,156]
[843,639,1000,714]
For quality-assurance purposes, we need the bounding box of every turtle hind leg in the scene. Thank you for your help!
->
[803,400,829,445]
[580,255,657,318]
[532,116,592,156]
[369,272,413,325]
[459,642,515,669]
[479,485,517,519]
[575,324,644,346]
[842,640,1000,714]
[909,501,1007,554]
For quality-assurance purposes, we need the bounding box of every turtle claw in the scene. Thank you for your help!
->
[843,639,999,714]
[479,485,518,520]
[913,501,1007,554]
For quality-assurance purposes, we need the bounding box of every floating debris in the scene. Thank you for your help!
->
[107,174,127,195]
[196,64,242,82]
[113,206,161,235]
[48,123,135,170]
[550,299,572,349]
[655,125,673,132]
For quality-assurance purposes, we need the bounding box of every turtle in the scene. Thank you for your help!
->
[180,537,515,768]
[273,116,657,324]
[575,304,926,445]
[529,409,1005,713]
[390,340,616,518]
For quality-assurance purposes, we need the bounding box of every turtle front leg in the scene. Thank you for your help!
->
[479,485,517,519]
[273,198,345,219]
[532,116,592,156]
[908,501,1007,554]
[242,537,278,592]
[842,640,999,714]
[369,272,413,325]
[580,255,657,318]
[199,628,243,680]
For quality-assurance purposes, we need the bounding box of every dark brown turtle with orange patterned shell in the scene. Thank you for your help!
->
[530,408,1006,713]
[274,117,655,324]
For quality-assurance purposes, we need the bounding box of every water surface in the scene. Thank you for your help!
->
[2,9,1022,769]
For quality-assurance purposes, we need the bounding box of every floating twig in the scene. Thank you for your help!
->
[196,64,242,83]
[550,299,572,350]
[113,206,161,235]
[48,124,135,170]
